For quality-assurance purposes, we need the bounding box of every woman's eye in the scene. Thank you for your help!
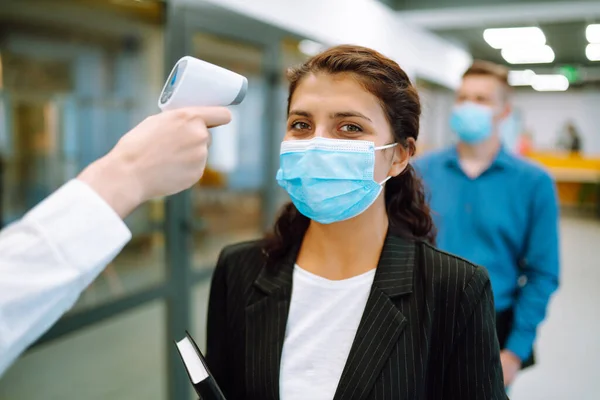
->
[340,124,363,133]
[291,121,311,130]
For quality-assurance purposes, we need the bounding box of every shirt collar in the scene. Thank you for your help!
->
[443,145,513,172]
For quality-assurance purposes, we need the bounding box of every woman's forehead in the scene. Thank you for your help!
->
[289,73,384,119]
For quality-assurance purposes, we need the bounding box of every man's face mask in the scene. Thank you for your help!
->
[450,102,495,144]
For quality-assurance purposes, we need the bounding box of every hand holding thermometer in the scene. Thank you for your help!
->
[158,56,248,110]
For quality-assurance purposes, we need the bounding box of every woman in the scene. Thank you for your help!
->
[206,45,506,400]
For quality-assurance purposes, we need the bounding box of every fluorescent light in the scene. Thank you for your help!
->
[483,27,546,49]
[508,69,536,86]
[298,40,325,57]
[586,43,600,61]
[586,24,600,43]
[531,74,569,91]
[501,45,555,64]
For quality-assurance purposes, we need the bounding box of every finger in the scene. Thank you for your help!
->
[183,106,232,128]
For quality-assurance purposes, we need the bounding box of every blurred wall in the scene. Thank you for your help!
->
[513,89,600,155]
[179,0,472,89]
[1,0,165,121]
[417,84,455,151]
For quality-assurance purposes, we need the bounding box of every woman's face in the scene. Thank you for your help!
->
[285,72,408,182]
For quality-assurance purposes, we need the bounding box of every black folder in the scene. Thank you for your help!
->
[174,331,227,400]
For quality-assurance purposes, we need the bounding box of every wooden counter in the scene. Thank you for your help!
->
[526,152,600,211]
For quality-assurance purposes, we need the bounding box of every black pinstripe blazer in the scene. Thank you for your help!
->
[206,233,507,400]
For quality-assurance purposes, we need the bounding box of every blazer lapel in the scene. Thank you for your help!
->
[245,244,299,400]
[333,234,416,400]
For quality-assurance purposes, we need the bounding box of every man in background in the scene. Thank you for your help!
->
[413,60,560,387]
[557,121,583,154]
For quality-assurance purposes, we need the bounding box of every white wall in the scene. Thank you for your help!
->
[513,89,600,155]
[180,0,471,89]
[418,86,455,150]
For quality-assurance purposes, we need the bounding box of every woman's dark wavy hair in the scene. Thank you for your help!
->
[263,45,435,268]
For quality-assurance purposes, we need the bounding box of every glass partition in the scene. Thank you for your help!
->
[190,32,267,270]
[0,1,168,311]
[0,2,169,397]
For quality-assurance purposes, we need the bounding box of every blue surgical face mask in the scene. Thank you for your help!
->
[450,102,494,144]
[276,137,397,224]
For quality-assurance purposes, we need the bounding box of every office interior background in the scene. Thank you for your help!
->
[0,0,599,398]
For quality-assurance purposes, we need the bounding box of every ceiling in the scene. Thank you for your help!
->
[380,0,600,82]
[387,0,598,11]
[435,21,594,68]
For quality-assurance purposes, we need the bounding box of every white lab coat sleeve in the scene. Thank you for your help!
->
[0,179,132,376]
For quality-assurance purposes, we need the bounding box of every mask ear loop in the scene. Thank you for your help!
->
[375,143,398,185]
[379,175,393,186]
[374,143,398,151]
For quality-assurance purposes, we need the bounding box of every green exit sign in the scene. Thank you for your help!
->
[558,66,580,83]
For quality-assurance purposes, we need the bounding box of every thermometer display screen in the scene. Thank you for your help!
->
[161,59,188,104]
[170,65,178,86]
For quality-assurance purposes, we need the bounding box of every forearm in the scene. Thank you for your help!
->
[0,181,131,376]
[77,152,144,219]
[506,268,559,360]
[506,172,561,361]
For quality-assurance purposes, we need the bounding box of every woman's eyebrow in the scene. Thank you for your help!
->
[288,110,311,118]
[288,110,373,123]
[331,111,372,122]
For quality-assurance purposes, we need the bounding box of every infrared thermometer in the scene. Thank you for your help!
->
[158,56,248,111]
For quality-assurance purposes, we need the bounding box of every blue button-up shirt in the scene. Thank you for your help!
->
[413,146,560,361]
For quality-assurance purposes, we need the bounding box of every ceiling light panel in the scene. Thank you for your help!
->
[586,43,600,61]
[501,45,555,64]
[483,27,546,49]
[586,24,600,43]
[531,74,569,91]
[508,70,536,86]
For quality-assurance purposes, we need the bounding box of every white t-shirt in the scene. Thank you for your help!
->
[279,264,376,400]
